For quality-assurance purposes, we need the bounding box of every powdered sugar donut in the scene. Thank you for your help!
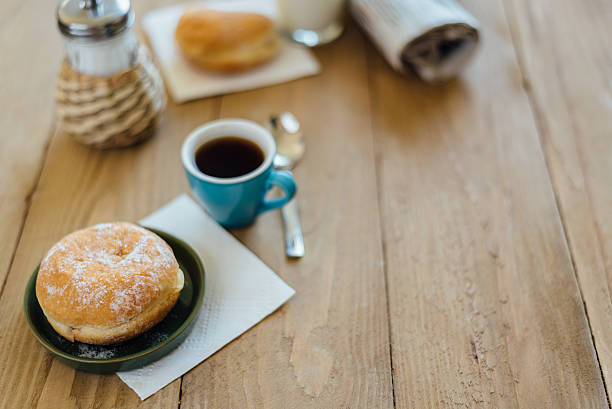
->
[36,222,184,345]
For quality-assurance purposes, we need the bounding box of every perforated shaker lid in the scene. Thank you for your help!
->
[57,0,134,40]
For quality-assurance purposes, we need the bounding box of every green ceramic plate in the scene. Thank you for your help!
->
[24,227,205,374]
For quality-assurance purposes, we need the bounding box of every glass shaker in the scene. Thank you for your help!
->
[56,0,165,149]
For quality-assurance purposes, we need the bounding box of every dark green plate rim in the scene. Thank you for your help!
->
[23,227,205,368]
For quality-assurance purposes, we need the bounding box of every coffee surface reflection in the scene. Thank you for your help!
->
[195,137,265,178]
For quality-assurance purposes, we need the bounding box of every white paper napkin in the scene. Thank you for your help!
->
[117,194,295,399]
[142,0,321,103]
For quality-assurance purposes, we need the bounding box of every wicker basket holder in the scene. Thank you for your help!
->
[56,46,166,149]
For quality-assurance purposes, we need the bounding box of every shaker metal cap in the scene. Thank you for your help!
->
[57,0,134,40]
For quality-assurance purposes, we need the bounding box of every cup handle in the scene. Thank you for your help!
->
[257,170,297,215]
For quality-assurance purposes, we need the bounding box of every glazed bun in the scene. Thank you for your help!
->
[175,9,279,72]
[36,222,184,345]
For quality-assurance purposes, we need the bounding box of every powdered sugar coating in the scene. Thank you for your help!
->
[36,222,179,327]
[76,343,116,359]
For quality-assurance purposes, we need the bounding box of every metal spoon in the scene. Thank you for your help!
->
[268,112,305,258]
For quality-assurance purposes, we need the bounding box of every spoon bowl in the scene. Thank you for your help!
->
[270,112,305,170]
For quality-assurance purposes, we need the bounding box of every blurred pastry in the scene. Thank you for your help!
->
[36,222,184,345]
[175,10,279,72]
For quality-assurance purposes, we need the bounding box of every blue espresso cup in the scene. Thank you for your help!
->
[181,119,297,228]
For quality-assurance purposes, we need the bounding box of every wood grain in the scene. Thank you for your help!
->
[367,0,609,407]
[0,0,62,293]
[504,0,612,401]
[179,25,394,409]
[1,0,610,406]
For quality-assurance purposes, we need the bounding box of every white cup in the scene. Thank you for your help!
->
[277,0,345,47]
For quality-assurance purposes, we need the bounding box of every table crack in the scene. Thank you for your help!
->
[0,124,55,300]
[365,41,397,409]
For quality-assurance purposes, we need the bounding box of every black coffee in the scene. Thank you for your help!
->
[195,136,265,178]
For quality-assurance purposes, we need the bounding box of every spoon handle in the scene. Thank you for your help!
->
[281,197,305,258]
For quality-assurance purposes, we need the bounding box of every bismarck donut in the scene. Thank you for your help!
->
[174,10,279,72]
[36,222,184,345]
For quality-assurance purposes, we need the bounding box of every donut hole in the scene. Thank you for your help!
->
[113,246,127,257]
[112,233,128,257]
[111,231,138,259]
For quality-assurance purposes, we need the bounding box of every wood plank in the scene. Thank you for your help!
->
[0,90,220,408]
[0,0,212,407]
[367,0,609,407]
[0,0,62,291]
[179,25,394,409]
[504,0,612,401]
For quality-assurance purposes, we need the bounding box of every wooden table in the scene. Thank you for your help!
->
[1,0,611,408]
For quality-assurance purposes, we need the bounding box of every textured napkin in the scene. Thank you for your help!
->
[142,0,321,102]
[117,194,295,399]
